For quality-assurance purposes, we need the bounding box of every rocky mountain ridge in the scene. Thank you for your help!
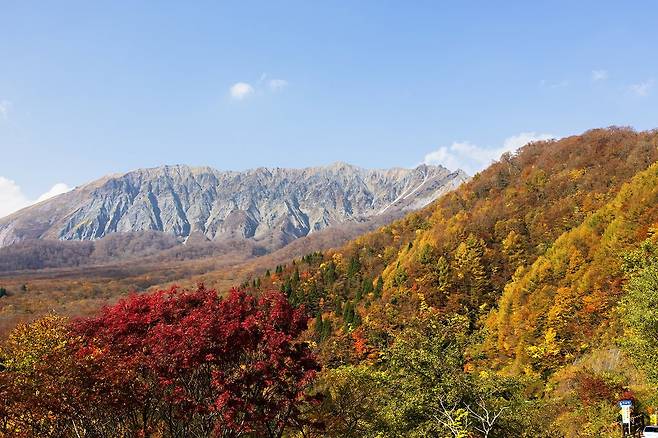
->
[0,163,468,249]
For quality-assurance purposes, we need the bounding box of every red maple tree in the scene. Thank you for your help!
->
[72,285,320,437]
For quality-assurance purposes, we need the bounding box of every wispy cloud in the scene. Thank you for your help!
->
[591,70,608,81]
[229,82,255,100]
[268,79,288,91]
[0,178,72,218]
[423,132,554,175]
[0,100,11,119]
[629,79,654,97]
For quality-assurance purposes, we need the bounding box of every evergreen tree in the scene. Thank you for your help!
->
[343,302,355,326]
[314,313,324,340]
[334,298,343,316]
[321,319,332,340]
[417,242,436,265]
[324,261,337,284]
[292,268,301,287]
[434,256,451,294]
[307,282,326,314]
[352,309,362,327]
[347,255,361,279]
[374,276,384,298]
[356,277,373,301]
[283,280,293,298]
[393,266,408,288]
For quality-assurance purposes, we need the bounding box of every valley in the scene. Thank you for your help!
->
[0,171,447,332]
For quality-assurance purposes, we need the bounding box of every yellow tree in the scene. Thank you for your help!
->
[0,314,74,437]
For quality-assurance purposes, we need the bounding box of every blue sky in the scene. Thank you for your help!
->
[1,1,658,215]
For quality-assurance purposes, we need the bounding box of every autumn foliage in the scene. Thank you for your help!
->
[0,286,319,437]
[5,128,658,437]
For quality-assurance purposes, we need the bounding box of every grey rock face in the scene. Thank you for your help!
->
[0,163,468,248]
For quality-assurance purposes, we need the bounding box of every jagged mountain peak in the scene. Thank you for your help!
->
[0,162,468,248]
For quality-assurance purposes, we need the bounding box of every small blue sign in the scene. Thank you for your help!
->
[619,399,633,407]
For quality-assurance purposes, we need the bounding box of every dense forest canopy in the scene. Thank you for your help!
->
[3,127,658,437]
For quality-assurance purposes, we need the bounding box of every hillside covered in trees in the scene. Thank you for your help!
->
[3,127,658,437]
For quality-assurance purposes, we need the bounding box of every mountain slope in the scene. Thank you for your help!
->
[490,159,658,374]
[240,127,658,363]
[216,127,658,435]
[0,163,467,249]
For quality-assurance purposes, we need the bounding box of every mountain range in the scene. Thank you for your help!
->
[0,162,467,269]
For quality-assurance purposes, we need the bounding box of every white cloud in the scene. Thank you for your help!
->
[229,82,255,100]
[230,76,289,100]
[629,79,654,97]
[423,132,554,175]
[0,100,11,119]
[36,183,72,203]
[0,178,71,218]
[592,70,608,81]
[268,79,288,91]
[0,177,28,218]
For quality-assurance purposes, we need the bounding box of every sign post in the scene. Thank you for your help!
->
[619,399,633,436]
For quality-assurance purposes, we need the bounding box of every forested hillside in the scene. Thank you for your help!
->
[491,158,658,373]
[253,128,658,362]
[3,127,658,437]
[248,127,658,435]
